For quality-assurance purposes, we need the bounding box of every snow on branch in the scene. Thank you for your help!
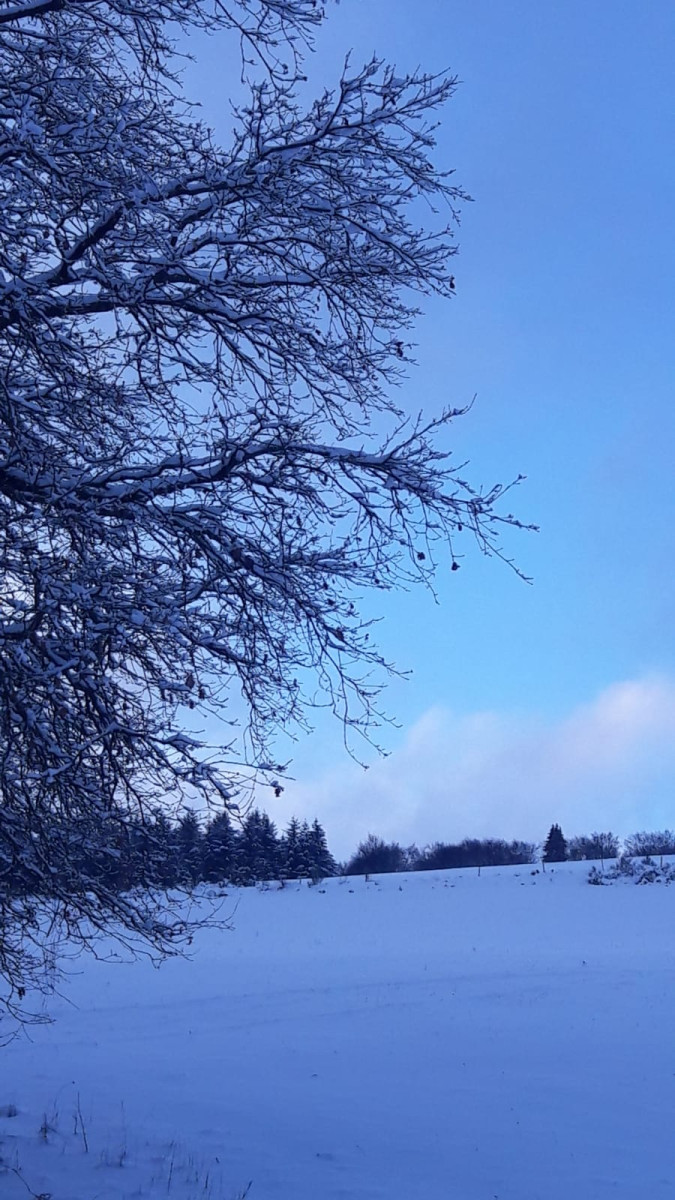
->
[0,0,533,1018]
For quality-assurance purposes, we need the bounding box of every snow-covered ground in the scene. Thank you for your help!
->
[2,860,675,1200]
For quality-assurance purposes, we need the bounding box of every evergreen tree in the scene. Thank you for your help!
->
[127,816,154,888]
[232,811,257,885]
[543,823,568,863]
[296,821,316,880]
[239,809,281,883]
[307,819,337,879]
[148,812,179,888]
[176,811,203,886]
[203,812,235,883]
[224,824,248,887]
[281,817,304,880]
[258,812,281,881]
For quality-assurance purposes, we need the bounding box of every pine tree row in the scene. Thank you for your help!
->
[181,810,336,887]
[2,809,337,898]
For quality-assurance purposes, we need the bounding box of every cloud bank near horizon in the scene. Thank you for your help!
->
[272,676,675,857]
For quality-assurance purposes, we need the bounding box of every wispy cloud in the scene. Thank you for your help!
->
[272,676,675,856]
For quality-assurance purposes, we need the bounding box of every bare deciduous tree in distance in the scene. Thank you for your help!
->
[0,0,533,1024]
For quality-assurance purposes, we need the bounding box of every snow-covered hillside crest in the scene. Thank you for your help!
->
[2,860,674,1200]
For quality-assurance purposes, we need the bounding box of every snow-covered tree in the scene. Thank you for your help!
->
[0,0,530,1021]
[175,810,203,886]
[543,824,568,864]
[624,830,675,858]
[202,811,235,884]
[237,809,280,883]
[280,816,304,881]
[567,832,619,862]
[345,834,408,876]
[306,819,336,879]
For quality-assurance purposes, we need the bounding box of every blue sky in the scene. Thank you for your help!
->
[184,1,675,853]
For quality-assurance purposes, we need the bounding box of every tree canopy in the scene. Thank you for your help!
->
[0,0,530,1022]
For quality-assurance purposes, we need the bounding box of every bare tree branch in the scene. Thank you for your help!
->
[0,0,533,1025]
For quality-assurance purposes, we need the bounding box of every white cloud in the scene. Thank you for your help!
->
[271,676,675,857]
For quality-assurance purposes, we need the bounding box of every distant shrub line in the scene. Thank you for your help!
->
[342,835,538,876]
[342,826,675,877]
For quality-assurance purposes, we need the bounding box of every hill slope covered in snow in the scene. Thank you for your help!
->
[2,860,674,1199]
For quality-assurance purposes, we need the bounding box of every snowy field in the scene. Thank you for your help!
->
[2,860,675,1200]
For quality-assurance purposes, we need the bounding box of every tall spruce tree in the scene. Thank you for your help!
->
[239,809,280,883]
[543,824,568,863]
[307,819,336,879]
[176,811,203,886]
[148,811,179,888]
[202,812,235,884]
[281,817,304,880]
[296,821,316,880]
